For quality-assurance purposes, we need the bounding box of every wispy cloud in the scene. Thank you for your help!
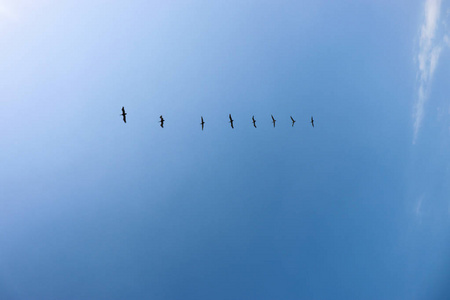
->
[415,195,423,216]
[413,0,447,143]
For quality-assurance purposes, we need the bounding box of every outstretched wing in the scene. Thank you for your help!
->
[231,121,234,129]
[123,115,126,123]
[271,115,275,122]
[122,107,126,114]
[290,116,294,122]
[229,114,232,121]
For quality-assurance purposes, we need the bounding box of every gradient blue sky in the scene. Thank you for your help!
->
[1,1,450,299]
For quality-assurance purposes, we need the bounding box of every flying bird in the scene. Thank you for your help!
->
[201,116,205,130]
[252,116,257,128]
[311,116,314,128]
[121,107,127,123]
[271,115,276,128]
[229,114,234,129]
[160,115,165,128]
[290,116,296,127]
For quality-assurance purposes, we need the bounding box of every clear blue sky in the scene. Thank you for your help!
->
[1,1,450,299]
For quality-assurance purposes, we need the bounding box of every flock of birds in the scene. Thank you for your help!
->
[121,107,315,129]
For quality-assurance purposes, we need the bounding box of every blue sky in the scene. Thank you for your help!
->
[1,0,450,299]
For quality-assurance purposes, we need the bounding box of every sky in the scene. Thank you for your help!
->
[1,0,450,299]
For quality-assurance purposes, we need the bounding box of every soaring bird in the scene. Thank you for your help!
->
[121,107,127,123]
[252,116,257,128]
[229,114,234,129]
[201,116,205,130]
[160,115,165,128]
[290,116,296,127]
[271,115,276,128]
[311,116,314,128]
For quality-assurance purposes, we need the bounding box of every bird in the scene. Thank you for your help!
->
[290,116,296,127]
[252,116,257,128]
[160,115,165,128]
[201,116,205,130]
[311,116,314,128]
[229,114,234,129]
[271,115,276,128]
[121,107,127,123]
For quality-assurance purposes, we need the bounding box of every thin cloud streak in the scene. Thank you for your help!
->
[414,0,444,143]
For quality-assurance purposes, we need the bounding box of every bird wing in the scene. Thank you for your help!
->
[122,107,125,114]
[123,115,126,123]
[231,121,234,129]
[271,115,275,121]
[290,116,294,122]
[229,114,232,121]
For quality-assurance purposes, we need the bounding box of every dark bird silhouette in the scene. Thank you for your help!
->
[290,116,296,127]
[160,115,165,128]
[252,116,257,128]
[271,115,276,128]
[121,107,127,123]
[311,116,314,128]
[201,116,205,130]
[229,114,234,129]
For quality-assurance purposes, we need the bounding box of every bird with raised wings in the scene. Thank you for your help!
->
[121,107,127,123]
[311,116,314,128]
[229,114,234,129]
[201,116,205,130]
[252,116,257,128]
[271,115,276,128]
[160,115,165,128]
[290,116,296,127]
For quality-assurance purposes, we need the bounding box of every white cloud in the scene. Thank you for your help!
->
[415,195,425,224]
[415,196,423,216]
[413,0,447,143]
